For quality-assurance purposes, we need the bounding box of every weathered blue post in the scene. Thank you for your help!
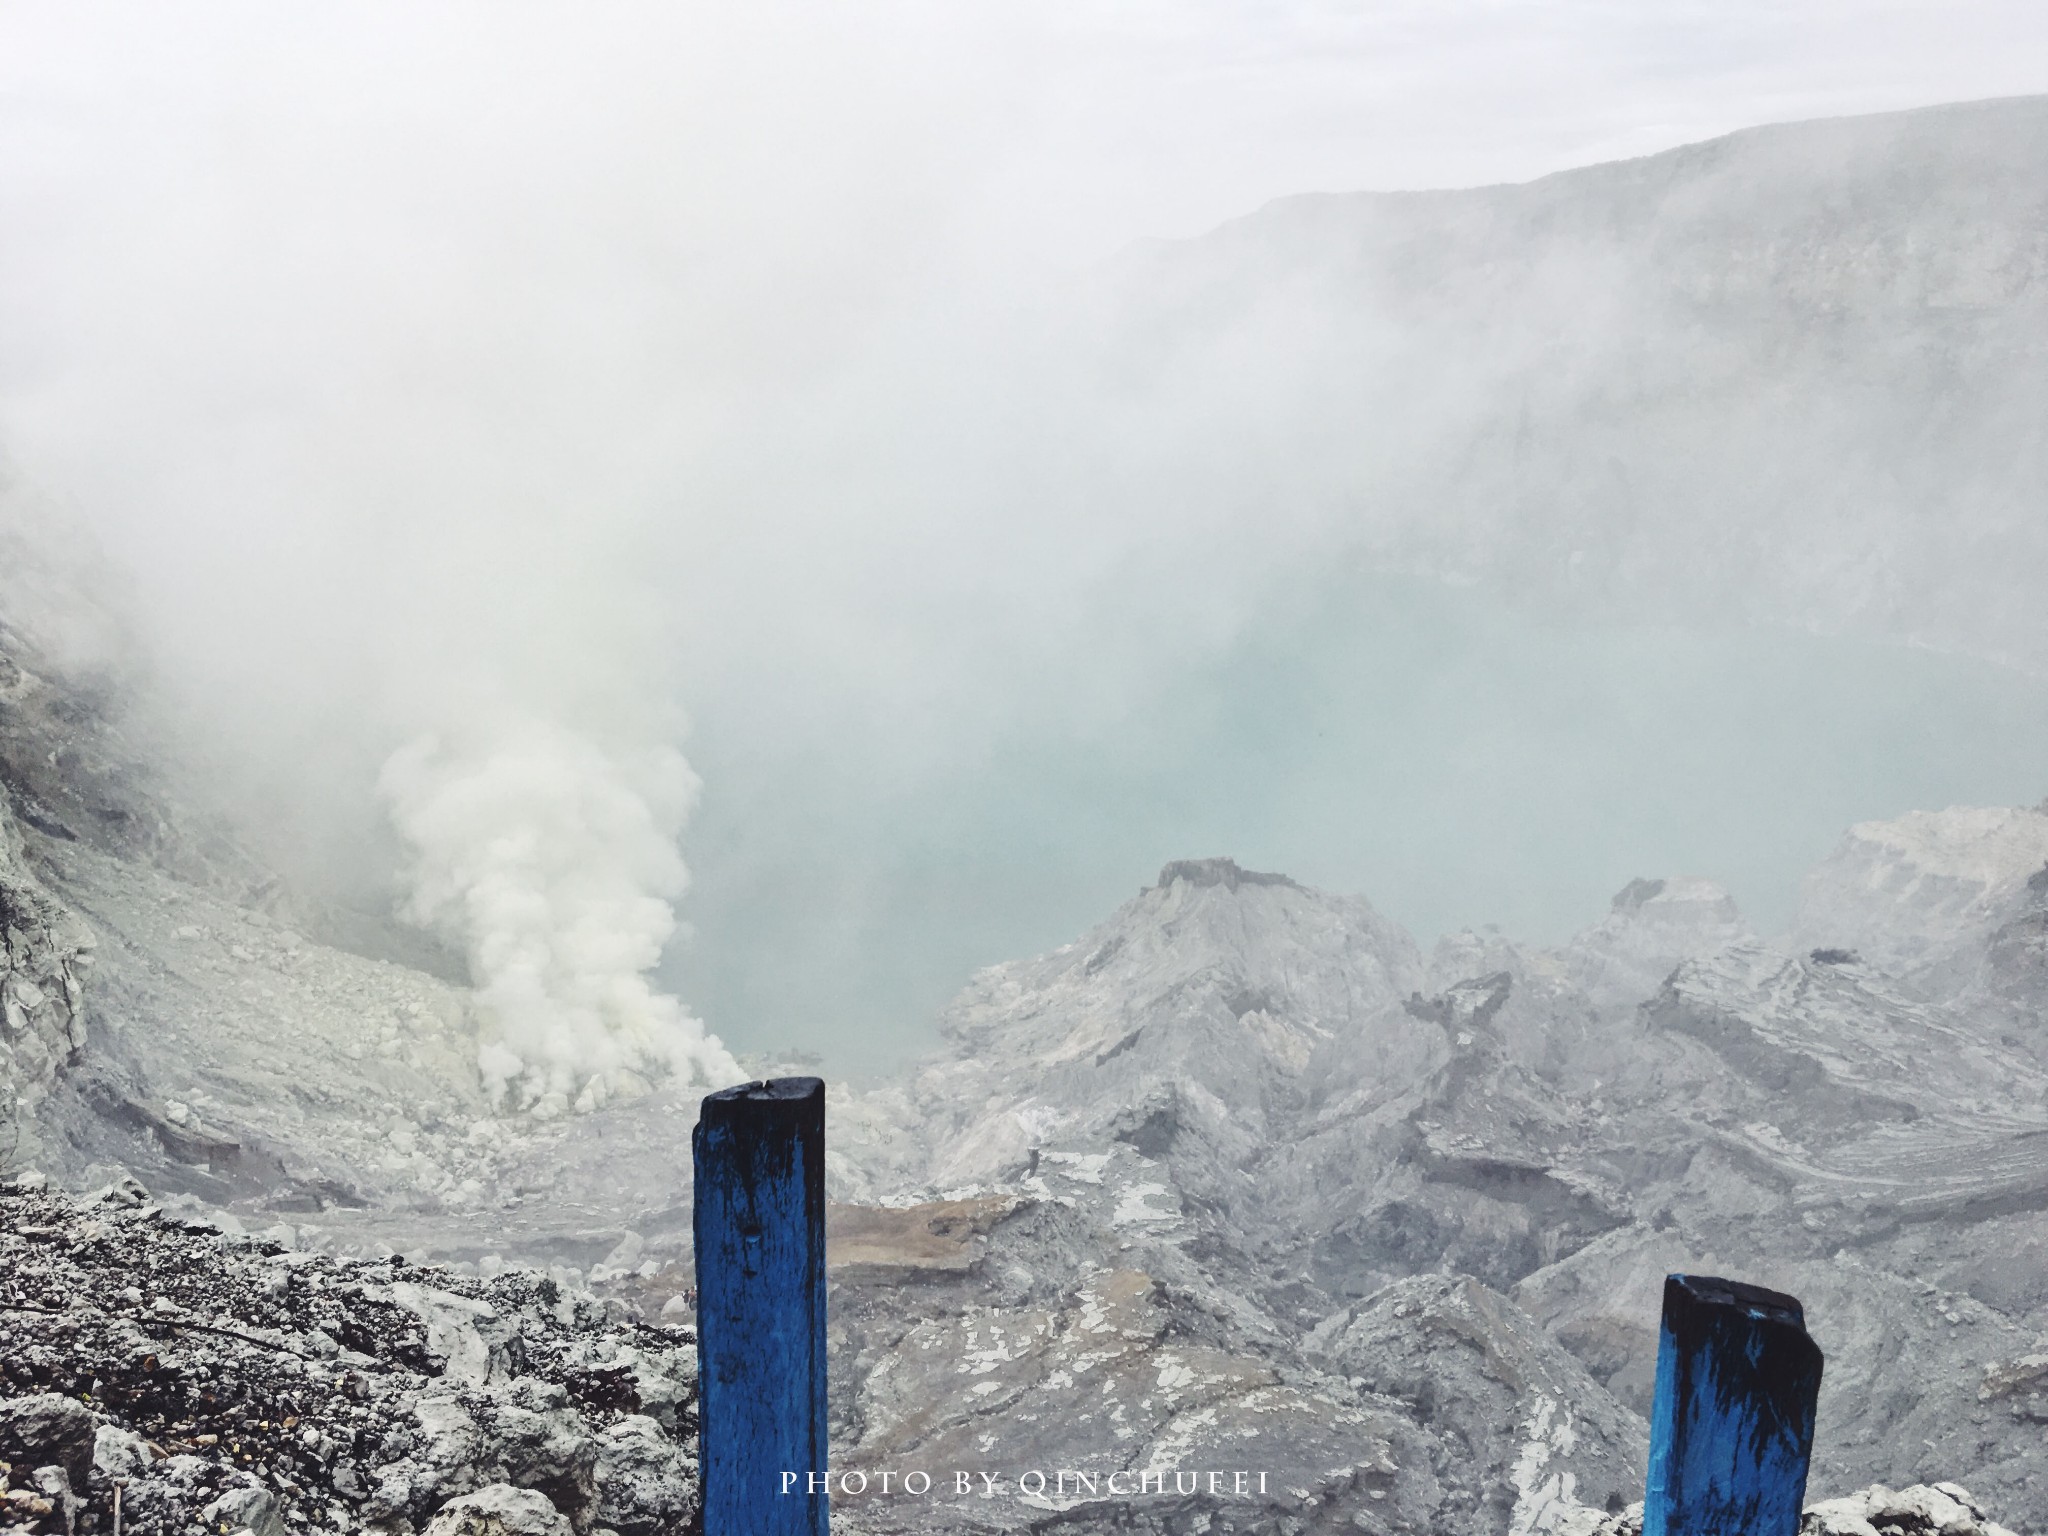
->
[1643,1274,1824,1536]
[694,1077,829,1536]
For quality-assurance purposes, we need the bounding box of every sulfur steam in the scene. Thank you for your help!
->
[378,718,741,1114]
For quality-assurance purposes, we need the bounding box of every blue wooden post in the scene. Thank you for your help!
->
[1644,1274,1824,1536]
[694,1077,829,1535]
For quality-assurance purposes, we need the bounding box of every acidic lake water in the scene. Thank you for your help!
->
[676,574,2048,1072]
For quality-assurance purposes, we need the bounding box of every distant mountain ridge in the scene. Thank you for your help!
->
[1085,94,2048,670]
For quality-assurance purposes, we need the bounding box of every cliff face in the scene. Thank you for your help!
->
[0,788,94,1169]
[0,492,120,1171]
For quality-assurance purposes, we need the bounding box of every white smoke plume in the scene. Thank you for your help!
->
[378,718,741,1114]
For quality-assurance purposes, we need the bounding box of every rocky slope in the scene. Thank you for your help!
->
[811,843,2048,1534]
[0,494,689,1271]
[0,1176,699,1536]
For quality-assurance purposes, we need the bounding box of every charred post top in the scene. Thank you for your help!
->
[701,1076,826,1107]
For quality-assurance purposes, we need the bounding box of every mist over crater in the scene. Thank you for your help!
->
[3,22,2048,1528]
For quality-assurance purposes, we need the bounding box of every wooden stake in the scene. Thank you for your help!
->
[694,1077,829,1535]
[1643,1274,1824,1536]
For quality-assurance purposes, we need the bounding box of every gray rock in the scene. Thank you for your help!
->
[92,1423,153,1481]
[1801,1482,2021,1536]
[422,1483,574,1536]
[28,1463,81,1536]
[0,1393,98,1495]
[589,1416,698,1536]
[201,1483,286,1536]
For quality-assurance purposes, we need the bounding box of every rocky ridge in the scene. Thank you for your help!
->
[808,834,2048,1533]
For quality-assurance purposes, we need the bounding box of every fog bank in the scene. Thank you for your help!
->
[2,8,2045,1074]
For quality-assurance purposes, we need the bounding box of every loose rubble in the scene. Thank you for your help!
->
[0,1180,700,1535]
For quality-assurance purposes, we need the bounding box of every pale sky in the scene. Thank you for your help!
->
[5,2,2043,628]
[5,4,2047,270]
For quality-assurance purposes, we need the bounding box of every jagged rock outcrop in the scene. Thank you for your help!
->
[883,857,1429,1202]
[1791,805,2048,987]
[1801,1483,2021,1536]
[1563,877,1752,1016]
[420,1484,573,1536]
[0,1394,98,1502]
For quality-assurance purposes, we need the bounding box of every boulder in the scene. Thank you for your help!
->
[0,1393,97,1495]
[422,1483,574,1536]
[200,1483,287,1536]
[1801,1482,2020,1536]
